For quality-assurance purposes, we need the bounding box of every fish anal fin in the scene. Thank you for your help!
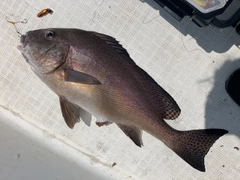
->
[118,124,143,147]
[171,129,228,171]
[59,96,80,129]
[64,69,101,85]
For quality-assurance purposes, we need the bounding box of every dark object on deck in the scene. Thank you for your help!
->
[225,69,240,106]
[153,0,240,35]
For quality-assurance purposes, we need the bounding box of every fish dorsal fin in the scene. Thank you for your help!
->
[59,96,81,128]
[64,69,101,85]
[93,32,132,60]
[117,124,143,147]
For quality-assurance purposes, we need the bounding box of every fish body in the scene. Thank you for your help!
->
[18,28,228,171]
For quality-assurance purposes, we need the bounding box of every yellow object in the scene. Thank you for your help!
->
[193,0,210,7]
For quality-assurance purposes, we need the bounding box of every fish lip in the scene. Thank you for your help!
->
[18,34,30,63]
[19,34,29,49]
[20,34,26,44]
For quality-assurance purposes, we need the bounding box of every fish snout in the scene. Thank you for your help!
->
[20,34,26,44]
[20,34,30,49]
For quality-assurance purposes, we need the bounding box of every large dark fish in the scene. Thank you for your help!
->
[18,28,228,171]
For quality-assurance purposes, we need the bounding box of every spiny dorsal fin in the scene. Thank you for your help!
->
[93,32,132,60]
[64,69,101,85]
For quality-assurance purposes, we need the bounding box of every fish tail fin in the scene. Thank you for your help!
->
[170,129,228,172]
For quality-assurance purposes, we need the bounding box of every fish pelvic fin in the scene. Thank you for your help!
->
[96,118,110,127]
[117,124,143,147]
[59,96,81,128]
[171,129,228,172]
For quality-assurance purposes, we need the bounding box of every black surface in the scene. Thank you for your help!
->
[225,69,240,106]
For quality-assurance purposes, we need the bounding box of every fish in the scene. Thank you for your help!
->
[18,28,228,172]
[37,8,53,17]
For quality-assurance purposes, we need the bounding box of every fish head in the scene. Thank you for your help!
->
[18,29,69,74]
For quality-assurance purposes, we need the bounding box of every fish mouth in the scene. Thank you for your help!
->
[21,34,29,48]
[17,34,30,62]
[18,34,29,50]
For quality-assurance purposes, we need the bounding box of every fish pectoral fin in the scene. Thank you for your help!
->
[64,69,101,85]
[117,124,143,147]
[59,96,81,129]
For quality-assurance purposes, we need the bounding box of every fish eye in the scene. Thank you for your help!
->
[45,31,55,40]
